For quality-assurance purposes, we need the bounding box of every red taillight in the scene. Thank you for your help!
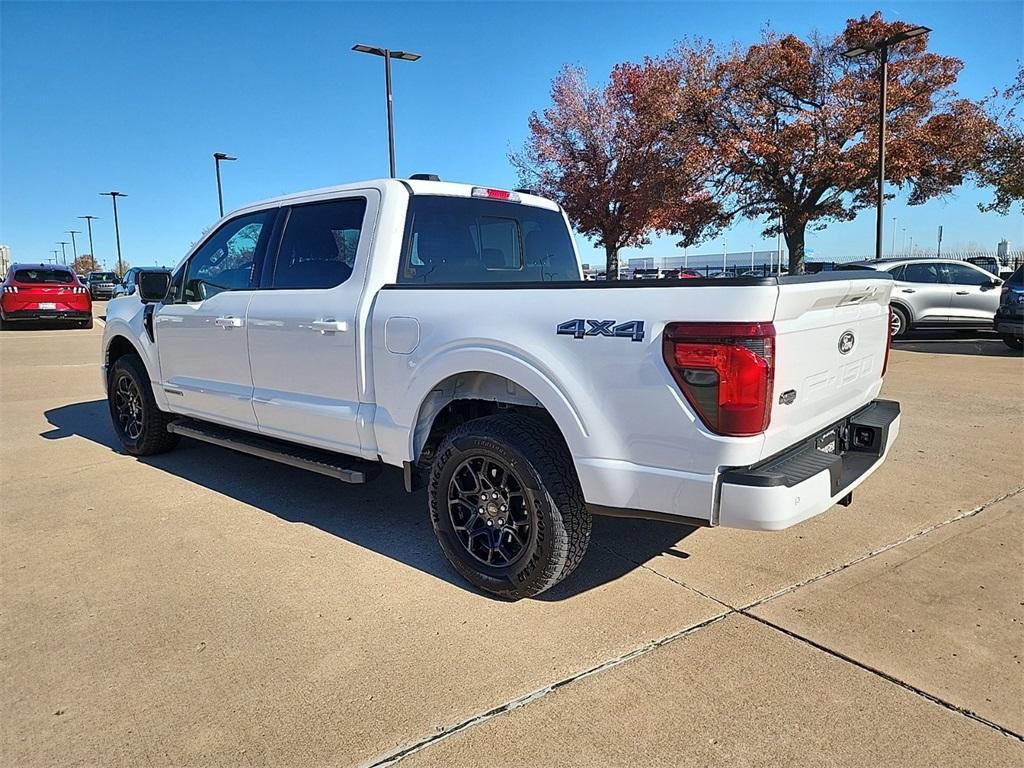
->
[3,285,18,293]
[663,322,775,436]
[470,186,520,202]
[882,306,893,376]
[73,285,88,294]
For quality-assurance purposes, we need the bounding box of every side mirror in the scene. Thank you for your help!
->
[137,270,171,303]
[987,278,1003,288]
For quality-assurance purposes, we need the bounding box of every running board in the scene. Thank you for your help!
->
[167,419,378,484]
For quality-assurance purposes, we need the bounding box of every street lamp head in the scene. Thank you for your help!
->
[67,230,81,235]
[100,191,126,198]
[214,152,237,161]
[353,43,386,56]
[888,26,931,45]
[843,25,931,58]
[78,215,98,220]
[353,43,421,61]
[842,45,872,59]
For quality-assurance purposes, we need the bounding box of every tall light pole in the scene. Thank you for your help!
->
[890,217,897,257]
[78,215,98,265]
[67,230,81,267]
[100,192,127,276]
[843,25,931,261]
[51,250,60,264]
[57,241,68,265]
[901,227,907,255]
[213,152,236,217]
[352,44,422,178]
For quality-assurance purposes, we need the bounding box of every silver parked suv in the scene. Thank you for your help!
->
[839,258,1003,338]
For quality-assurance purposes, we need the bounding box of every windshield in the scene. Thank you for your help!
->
[90,272,117,281]
[14,268,75,284]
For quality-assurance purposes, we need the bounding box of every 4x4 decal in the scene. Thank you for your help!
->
[557,319,645,342]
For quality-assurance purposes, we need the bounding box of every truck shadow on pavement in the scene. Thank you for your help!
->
[42,400,698,602]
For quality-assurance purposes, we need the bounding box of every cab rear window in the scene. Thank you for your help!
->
[399,196,580,284]
[14,269,75,284]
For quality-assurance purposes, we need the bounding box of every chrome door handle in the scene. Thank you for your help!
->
[955,290,969,295]
[310,319,349,334]
[901,288,916,293]
[214,316,243,328]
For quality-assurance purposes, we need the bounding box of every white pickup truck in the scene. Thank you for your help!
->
[102,177,900,598]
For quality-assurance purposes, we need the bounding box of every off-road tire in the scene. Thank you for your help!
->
[890,305,909,338]
[428,413,591,600]
[1002,333,1023,351]
[107,353,180,456]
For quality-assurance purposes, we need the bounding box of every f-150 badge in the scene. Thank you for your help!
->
[557,319,645,342]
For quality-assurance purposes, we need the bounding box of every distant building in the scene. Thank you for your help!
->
[0,245,10,276]
[997,239,1010,259]
[626,249,789,272]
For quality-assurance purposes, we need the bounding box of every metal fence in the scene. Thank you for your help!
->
[617,249,1023,279]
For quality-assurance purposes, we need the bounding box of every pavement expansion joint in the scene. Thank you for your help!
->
[741,484,1024,614]
[595,541,737,612]
[742,612,1024,744]
[362,613,732,768]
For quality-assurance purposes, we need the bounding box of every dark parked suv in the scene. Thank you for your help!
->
[994,265,1024,350]
[83,271,119,300]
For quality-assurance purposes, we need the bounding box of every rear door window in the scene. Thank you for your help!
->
[399,196,579,284]
[272,198,367,289]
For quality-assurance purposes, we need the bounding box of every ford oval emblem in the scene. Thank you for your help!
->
[838,330,856,355]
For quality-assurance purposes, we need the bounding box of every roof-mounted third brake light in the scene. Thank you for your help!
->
[471,186,521,203]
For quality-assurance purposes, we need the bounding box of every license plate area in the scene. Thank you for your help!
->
[38,302,57,310]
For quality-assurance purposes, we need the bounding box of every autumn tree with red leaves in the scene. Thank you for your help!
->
[511,62,723,279]
[673,13,992,272]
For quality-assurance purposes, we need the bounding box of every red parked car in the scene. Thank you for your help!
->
[1,263,93,329]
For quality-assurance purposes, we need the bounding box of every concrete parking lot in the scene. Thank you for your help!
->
[1,303,1022,767]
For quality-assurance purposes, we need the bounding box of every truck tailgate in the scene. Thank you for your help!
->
[762,276,892,460]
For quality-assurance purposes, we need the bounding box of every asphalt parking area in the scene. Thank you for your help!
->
[1,306,1021,766]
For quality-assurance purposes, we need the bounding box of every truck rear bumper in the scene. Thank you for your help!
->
[717,399,900,530]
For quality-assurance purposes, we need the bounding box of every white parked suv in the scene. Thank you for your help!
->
[101,177,901,598]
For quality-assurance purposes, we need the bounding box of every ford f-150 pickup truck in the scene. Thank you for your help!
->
[101,177,900,599]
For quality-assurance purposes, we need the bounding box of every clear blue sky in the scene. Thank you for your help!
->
[1,1,1021,271]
